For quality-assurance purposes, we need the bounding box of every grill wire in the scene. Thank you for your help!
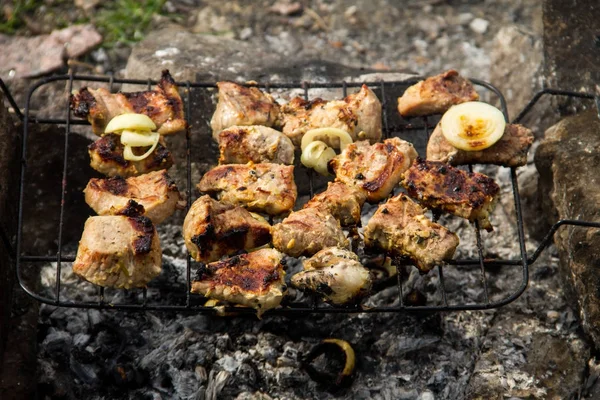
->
[1,73,600,315]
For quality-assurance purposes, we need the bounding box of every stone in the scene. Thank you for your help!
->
[0,25,102,80]
[469,18,489,34]
[535,109,600,349]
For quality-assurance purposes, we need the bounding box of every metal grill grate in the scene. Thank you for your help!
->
[2,73,600,315]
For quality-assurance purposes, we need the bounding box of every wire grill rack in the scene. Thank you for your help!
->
[2,73,600,316]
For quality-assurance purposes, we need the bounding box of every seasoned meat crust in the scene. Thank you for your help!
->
[218,125,294,165]
[303,182,366,226]
[426,123,534,167]
[84,170,181,224]
[280,84,382,146]
[210,81,281,138]
[73,215,162,289]
[197,163,297,215]
[402,158,500,231]
[88,133,174,178]
[397,70,479,117]
[183,195,271,263]
[70,70,186,135]
[291,247,372,304]
[271,208,348,257]
[329,137,418,203]
[364,194,459,272]
[191,248,287,316]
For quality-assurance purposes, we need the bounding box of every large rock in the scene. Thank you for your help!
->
[535,109,600,348]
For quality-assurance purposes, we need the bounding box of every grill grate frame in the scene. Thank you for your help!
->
[2,73,600,315]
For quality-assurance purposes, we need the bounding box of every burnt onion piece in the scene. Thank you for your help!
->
[302,339,356,390]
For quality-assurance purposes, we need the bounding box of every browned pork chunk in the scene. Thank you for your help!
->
[191,248,287,316]
[183,195,271,263]
[73,216,162,289]
[303,182,366,226]
[402,158,500,231]
[271,208,348,257]
[217,125,294,165]
[364,194,459,272]
[210,81,281,139]
[84,170,181,224]
[397,70,479,117]
[70,70,186,136]
[291,247,372,304]
[197,163,297,215]
[88,133,174,178]
[329,137,418,203]
[280,84,382,146]
[426,123,534,167]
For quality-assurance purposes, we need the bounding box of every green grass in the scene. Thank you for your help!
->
[0,0,44,34]
[94,0,166,48]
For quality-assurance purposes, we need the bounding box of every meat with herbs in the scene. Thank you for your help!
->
[191,248,287,316]
[364,194,459,272]
[210,81,281,139]
[402,158,500,231]
[397,70,479,117]
[426,123,534,167]
[280,84,382,146]
[73,216,162,289]
[70,70,186,136]
[271,208,348,257]
[303,182,366,226]
[197,163,297,215]
[84,170,181,224]
[88,133,174,178]
[217,125,294,165]
[183,195,271,263]
[329,137,418,203]
[291,247,372,304]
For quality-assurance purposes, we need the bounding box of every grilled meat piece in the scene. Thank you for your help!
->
[88,133,174,178]
[280,84,382,146]
[303,182,366,226]
[211,81,281,138]
[70,70,186,136]
[218,125,294,165]
[291,247,372,304]
[364,194,459,272]
[183,195,271,263]
[197,163,297,215]
[426,123,534,167]
[402,158,500,231]
[271,208,348,257]
[191,248,286,316]
[84,170,181,224]
[329,137,418,203]
[73,216,162,289]
[397,70,479,117]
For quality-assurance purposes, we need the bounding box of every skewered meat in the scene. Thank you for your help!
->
[426,123,534,167]
[303,182,366,226]
[197,163,297,215]
[70,70,186,136]
[271,208,348,257]
[329,137,418,203]
[217,125,294,165]
[88,133,174,178]
[364,194,459,272]
[210,81,281,138]
[183,195,271,263]
[402,158,500,231]
[191,248,286,316]
[84,170,181,224]
[397,70,479,117]
[73,216,162,289]
[291,247,372,304]
[280,84,382,146]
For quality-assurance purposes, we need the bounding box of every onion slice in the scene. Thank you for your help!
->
[123,132,160,161]
[301,140,335,176]
[105,113,156,134]
[440,102,506,151]
[301,127,353,151]
[120,130,158,147]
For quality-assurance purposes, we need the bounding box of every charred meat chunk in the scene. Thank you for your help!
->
[303,182,366,226]
[217,125,294,165]
[402,158,500,231]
